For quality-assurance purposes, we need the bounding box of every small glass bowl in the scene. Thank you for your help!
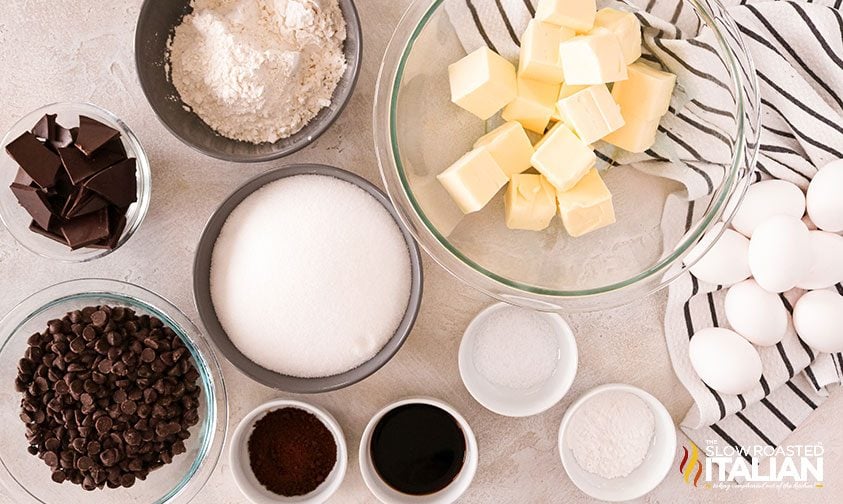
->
[0,279,227,504]
[0,103,152,262]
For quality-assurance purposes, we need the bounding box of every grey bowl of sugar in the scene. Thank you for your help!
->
[192,164,424,393]
[134,0,362,162]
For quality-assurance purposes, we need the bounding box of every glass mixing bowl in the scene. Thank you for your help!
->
[0,103,152,262]
[375,0,760,311]
[0,279,227,504]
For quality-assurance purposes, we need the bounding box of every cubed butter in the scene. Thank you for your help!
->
[535,0,596,32]
[557,168,616,237]
[531,122,596,191]
[448,47,517,120]
[557,84,624,144]
[559,30,628,85]
[505,174,558,231]
[603,115,660,153]
[611,61,677,120]
[502,77,560,133]
[474,121,535,176]
[551,83,589,121]
[437,147,508,214]
[518,19,573,83]
[594,8,642,65]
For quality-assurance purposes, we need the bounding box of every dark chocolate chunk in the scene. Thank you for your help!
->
[89,211,126,250]
[13,168,34,186]
[29,220,67,246]
[83,158,137,208]
[10,183,55,230]
[65,190,109,219]
[58,146,125,185]
[32,114,58,140]
[6,132,61,188]
[60,209,110,250]
[75,116,120,156]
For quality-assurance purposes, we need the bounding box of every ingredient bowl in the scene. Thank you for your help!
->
[359,397,478,504]
[193,164,423,393]
[375,0,760,311]
[134,0,362,162]
[0,103,151,262]
[558,384,677,502]
[0,279,227,504]
[229,399,347,504]
[458,303,577,417]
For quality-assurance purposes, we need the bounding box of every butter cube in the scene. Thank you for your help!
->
[474,121,535,176]
[502,78,561,133]
[518,20,573,83]
[611,62,677,120]
[437,148,508,214]
[551,83,589,121]
[594,8,642,65]
[505,174,558,231]
[531,122,596,191]
[559,30,628,85]
[557,168,616,237]
[603,115,660,153]
[448,47,518,120]
[536,0,596,32]
[557,84,624,144]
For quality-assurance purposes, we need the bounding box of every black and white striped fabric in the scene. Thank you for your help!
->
[445,0,843,462]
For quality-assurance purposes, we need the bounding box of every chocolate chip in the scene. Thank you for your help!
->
[95,416,113,435]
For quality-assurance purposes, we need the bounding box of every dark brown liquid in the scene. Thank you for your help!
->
[370,403,467,495]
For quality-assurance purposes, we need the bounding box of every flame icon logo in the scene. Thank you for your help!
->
[679,443,703,487]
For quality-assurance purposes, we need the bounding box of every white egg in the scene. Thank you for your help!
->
[685,224,751,286]
[796,231,843,290]
[748,215,812,293]
[689,327,763,395]
[725,280,788,346]
[729,180,806,237]
[807,159,843,232]
[793,290,843,353]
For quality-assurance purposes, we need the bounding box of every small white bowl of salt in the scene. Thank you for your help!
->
[558,384,677,502]
[458,303,578,417]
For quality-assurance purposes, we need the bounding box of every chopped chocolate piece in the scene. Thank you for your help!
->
[66,191,109,219]
[101,136,127,157]
[90,213,126,250]
[6,132,61,188]
[32,114,58,140]
[29,220,68,246]
[14,168,34,186]
[75,116,120,156]
[10,183,55,230]
[83,159,137,208]
[60,209,110,250]
[58,146,125,185]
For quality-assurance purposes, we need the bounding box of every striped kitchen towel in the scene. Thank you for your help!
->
[445,0,843,462]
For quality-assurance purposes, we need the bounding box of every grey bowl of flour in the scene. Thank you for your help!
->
[192,164,424,393]
[134,0,362,162]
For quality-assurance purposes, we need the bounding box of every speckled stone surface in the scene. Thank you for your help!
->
[0,1,840,503]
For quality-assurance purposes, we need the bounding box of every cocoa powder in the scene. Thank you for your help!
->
[247,407,337,496]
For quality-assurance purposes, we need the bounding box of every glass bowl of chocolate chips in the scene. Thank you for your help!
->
[0,278,227,503]
[0,102,151,262]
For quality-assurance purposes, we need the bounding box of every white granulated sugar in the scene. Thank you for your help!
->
[210,175,412,378]
[472,306,560,390]
[567,391,655,479]
[168,0,347,144]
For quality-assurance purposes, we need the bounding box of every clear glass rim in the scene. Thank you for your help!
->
[375,0,758,300]
[0,102,152,264]
[0,278,227,504]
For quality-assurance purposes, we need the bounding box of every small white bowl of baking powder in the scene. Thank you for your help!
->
[558,384,677,502]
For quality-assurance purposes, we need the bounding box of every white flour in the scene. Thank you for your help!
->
[168,0,347,144]
[567,391,655,479]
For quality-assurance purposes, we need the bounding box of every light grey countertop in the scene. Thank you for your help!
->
[0,1,839,503]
